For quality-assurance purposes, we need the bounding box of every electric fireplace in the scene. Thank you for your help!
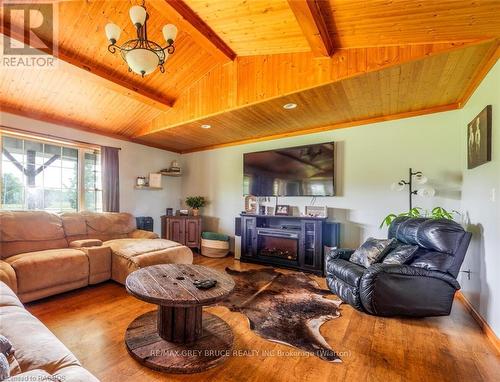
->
[239,214,340,275]
[257,228,299,262]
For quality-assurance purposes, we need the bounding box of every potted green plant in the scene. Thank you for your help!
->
[185,196,206,216]
[380,206,459,228]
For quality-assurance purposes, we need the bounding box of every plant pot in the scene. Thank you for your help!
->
[192,208,200,216]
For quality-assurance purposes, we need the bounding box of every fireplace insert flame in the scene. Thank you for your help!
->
[260,247,297,260]
[257,229,299,262]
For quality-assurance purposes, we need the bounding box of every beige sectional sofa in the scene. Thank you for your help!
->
[0,281,98,381]
[0,211,193,302]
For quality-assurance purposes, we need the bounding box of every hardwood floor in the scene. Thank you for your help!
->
[26,255,500,382]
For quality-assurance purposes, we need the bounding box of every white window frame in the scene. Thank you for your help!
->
[0,129,102,212]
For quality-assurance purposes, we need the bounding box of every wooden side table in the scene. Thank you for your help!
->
[161,215,202,252]
[125,264,235,373]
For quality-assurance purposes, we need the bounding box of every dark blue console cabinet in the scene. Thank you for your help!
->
[239,214,340,276]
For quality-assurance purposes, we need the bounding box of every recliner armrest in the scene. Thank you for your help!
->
[364,263,461,290]
[128,229,159,239]
[326,248,354,262]
[359,263,461,316]
[0,260,17,293]
[70,239,103,248]
[79,246,111,284]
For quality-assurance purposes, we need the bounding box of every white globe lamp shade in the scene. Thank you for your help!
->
[414,173,428,185]
[129,5,147,27]
[390,182,405,192]
[417,187,436,198]
[163,24,178,44]
[125,49,159,76]
[105,23,121,43]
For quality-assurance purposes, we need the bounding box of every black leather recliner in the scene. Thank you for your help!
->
[326,217,472,317]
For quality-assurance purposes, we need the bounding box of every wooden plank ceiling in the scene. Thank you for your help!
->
[1,0,499,153]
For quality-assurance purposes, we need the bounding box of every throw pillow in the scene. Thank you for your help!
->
[0,353,9,381]
[350,238,395,268]
[0,336,12,356]
[382,244,419,265]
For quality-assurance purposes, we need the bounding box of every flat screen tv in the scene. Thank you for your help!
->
[243,142,335,196]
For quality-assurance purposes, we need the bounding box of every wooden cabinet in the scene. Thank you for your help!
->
[185,218,201,248]
[161,216,202,251]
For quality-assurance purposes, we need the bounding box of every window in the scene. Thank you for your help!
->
[0,132,102,212]
[83,151,102,211]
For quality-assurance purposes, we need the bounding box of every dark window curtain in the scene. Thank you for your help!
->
[101,146,120,212]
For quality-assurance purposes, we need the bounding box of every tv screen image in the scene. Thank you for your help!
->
[243,142,335,197]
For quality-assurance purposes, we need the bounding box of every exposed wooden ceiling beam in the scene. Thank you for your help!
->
[0,23,174,111]
[150,0,236,63]
[288,0,334,57]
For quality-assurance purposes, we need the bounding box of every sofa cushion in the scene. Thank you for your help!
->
[0,335,13,356]
[0,305,82,375]
[409,249,455,273]
[0,353,9,380]
[60,212,88,239]
[0,284,80,375]
[104,238,181,258]
[389,217,466,255]
[0,283,98,381]
[382,244,419,265]
[0,261,17,294]
[0,211,68,259]
[0,283,23,309]
[108,239,193,284]
[5,249,89,295]
[349,238,395,268]
[86,212,136,241]
[326,258,365,287]
[128,229,159,239]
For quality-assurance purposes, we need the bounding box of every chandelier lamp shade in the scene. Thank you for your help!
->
[104,2,178,77]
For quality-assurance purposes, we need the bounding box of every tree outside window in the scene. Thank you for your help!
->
[1,134,102,212]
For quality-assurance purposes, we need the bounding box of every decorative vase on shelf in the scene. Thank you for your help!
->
[192,208,199,216]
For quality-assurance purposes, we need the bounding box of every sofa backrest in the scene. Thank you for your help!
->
[61,212,136,243]
[0,211,68,259]
[388,216,472,277]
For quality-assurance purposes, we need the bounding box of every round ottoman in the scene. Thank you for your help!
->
[201,232,230,258]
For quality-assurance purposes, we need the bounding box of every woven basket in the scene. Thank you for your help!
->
[201,238,230,258]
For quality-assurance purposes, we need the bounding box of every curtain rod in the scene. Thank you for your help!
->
[0,125,121,151]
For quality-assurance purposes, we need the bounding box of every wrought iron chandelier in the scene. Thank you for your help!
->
[104,1,178,77]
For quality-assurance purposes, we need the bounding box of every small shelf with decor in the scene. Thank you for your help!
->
[135,173,162,190]
[160,160,182,177]
[134,185,163,190]
[160,171,182,177]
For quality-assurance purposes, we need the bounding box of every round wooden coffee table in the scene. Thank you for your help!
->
[124,264,235,374]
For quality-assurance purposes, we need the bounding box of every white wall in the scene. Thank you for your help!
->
[181,110,463,250]
[181,61,500,337]
[458,61,500,337]
[0,112,181,234]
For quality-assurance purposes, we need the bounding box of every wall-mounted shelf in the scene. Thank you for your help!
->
[160,171,182,177]
[135,185,163,190]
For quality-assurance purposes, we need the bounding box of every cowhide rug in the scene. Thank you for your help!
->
[219,267,343,362]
